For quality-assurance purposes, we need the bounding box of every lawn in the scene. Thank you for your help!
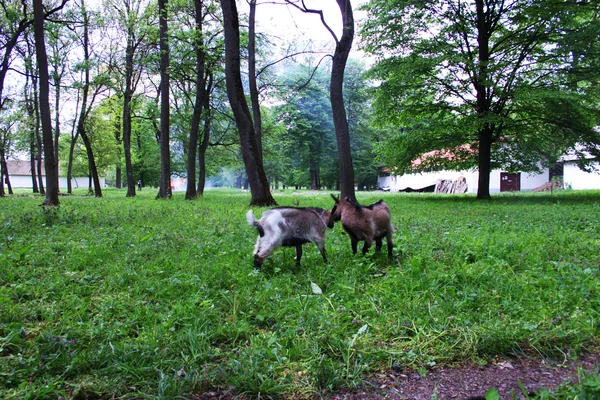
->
[1,188,599,399]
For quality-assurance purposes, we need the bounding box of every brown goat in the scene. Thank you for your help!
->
[327,195,393,257]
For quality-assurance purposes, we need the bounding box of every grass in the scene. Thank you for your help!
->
[1,188,599,399]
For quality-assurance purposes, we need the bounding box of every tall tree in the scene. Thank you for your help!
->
[247,0,262,159]
[220,0,275,206]
[46,19,73,180]
[107,0,151,196]
[361,0,600,199]
[32,0,59,206]
[156,0,171,199]
[184,0,217,200]
[285,0,357,202]
[22,32,44,194]
[274,62,337,189]
[71,0,104,197]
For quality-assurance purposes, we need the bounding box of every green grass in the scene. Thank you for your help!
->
[1,188,599,399]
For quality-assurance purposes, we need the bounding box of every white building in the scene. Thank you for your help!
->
[4,160,105,190]
[560,151,600,190]
[378,168,550,193]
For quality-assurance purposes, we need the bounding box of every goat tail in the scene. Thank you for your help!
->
[246,210,265,237]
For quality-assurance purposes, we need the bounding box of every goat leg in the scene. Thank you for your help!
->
[386,232,394,258]
[295,245,303,267]
[318,244,328,263]
[351,238,358,255]
[362,239,372,255]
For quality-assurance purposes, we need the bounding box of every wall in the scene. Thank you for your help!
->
[7,175,106,189]
[520,170,549,191]
[564,162,600,190]
[379,170,478,193]
[378,169,549,193]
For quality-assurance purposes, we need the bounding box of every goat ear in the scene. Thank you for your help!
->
[330,194,339,203]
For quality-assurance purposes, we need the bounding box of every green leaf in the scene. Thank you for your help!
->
[485,388,500,400]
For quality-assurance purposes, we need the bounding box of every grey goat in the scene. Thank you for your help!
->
[246,207,330,269]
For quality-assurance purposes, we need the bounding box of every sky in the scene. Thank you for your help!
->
[248,0,369,62]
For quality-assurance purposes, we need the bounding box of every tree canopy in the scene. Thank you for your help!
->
[360,0,600,198]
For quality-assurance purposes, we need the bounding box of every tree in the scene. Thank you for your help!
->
[343,59,379,191]
[106,0,153,196]
[157,0,172,199]
[21,32,44,194]
[273,62,337,189]
[180,0,220,199]
[68,0,106,197]
[33,0,60,206]
[247,0,262,159]
[361,0,600,199]
[0,107,21,196]
[220,0,276,206]
[47,15,75,182]
[285,0,357,202]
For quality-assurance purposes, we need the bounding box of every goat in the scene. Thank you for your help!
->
[327,195,394,257]
[246,207,330,270]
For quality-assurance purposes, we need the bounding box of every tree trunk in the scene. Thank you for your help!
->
[186,0,206,200]
[53,64,61,184]
[76,4,102,198]
[123,30,136,196]
[79,127,102,196]
[67,131,79,193]
[157,0,172,199]
[33,72,45,195]
[0,152,6,196]
[220,0,276,206]
[248,0,262,159]
[331,0,356,202]
[475,0,491,200]
[33,0,59,206]
[197,96,211,196]
[30,132,39,193]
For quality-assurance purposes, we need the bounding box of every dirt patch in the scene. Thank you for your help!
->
[191,352,599,399]
[328,352,600,400]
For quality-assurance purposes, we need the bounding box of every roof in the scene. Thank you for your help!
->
[559,150,598,162]
[411,143,477,169]
[5,160,45,175]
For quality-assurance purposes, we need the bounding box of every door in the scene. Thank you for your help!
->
[500,173,521,192]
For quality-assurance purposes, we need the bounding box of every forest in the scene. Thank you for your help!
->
[0,0,598,205]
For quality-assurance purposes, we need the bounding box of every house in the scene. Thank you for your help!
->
[378,149,600,193]
[560,152,600,190]
[378,167,550,193]
[4,160,106,189]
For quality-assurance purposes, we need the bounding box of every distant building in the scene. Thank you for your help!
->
[5,160,106,189]
[378,167,550,193]
[560,151,600,190]
[378,148,600,193]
